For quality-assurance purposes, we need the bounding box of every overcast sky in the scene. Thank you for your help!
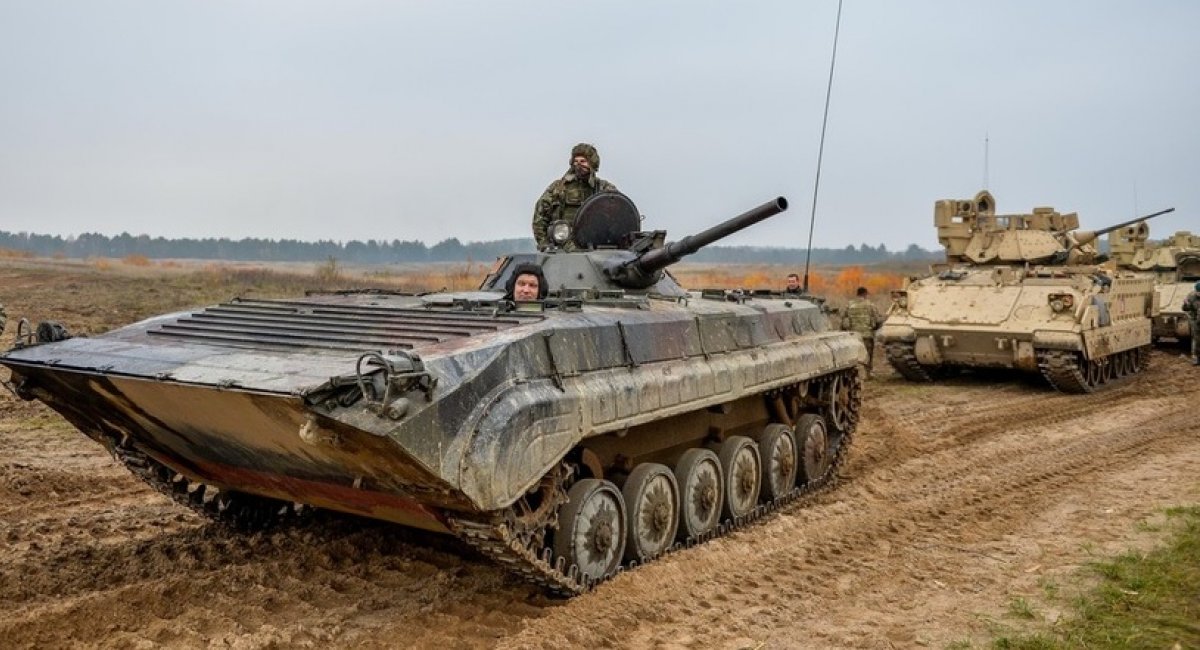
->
[1,1,1195,250]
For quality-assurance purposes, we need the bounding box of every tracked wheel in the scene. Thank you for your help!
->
[673,448,723,541]
[718,436,761,521]
[758,423,797,502]
[621,463,679,562]
[554,479,626,582]
[795,413,831,485]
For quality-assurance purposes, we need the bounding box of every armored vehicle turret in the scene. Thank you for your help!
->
[0,193,865,595]
[1110,227,1200,342]
[877,191,1170,392]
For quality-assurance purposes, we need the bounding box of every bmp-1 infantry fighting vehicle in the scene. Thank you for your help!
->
[0,194,865,595]
[877,190,1171,393]
[1110,227,1200,343]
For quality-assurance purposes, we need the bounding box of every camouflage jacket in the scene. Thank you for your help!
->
[1183,291,1200,318]
[840,298,881,335]
[532,172,617,250]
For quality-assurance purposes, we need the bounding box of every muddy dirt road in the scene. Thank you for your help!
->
[1,264,1197,649]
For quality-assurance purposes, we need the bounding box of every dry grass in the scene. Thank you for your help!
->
[0,247,35,259]
[122,254,152,267]
[672,264,908,296]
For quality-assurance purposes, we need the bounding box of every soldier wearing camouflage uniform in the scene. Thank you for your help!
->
[841,286,882,376]
[532,143,618,251]
[1182,281,1200,365]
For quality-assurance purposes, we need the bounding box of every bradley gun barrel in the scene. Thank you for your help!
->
[1066,207,1175,248]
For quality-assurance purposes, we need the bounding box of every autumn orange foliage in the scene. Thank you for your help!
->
[122,254,152,267]
[671,264,904,297]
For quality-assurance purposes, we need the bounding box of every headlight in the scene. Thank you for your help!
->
[549,221,572,246]
[1048,293,1075,313]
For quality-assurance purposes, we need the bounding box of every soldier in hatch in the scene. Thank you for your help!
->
[532,143,618,251]
[784,273,803,295]
[504,262,549,302]
[841,286,883,376]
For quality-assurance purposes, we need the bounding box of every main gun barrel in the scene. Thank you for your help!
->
[632,197,789,275]
[1069,207,1175,247]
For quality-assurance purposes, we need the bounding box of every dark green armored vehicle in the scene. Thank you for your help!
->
[1,194,865,594]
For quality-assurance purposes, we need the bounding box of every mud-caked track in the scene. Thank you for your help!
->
[1,266,1198,649]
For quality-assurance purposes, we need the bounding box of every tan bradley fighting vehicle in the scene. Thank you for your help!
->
[877,191,1171,392]
[1110,227,1200,343]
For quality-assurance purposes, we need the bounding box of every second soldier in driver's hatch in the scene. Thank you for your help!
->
[532,143,618,251]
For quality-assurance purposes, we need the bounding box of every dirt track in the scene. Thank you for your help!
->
[1,264,1198,649]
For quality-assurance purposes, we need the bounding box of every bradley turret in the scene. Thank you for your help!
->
[935,190,1173,266]
[481,193,789,296]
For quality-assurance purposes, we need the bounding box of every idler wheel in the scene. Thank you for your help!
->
[718,436,761,521]
[673,448,723,541]
[758,423,798,502]
[553,479,626,582]
[795,413,831,485]
[621,463,680,562]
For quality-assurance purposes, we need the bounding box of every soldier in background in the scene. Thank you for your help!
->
[0,303,6,337]
[784,273,803,295]
[532,143,618,251]
[1182,281,1200,365]
[841,286,882,376]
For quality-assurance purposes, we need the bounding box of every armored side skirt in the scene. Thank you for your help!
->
[878,320,1151,370]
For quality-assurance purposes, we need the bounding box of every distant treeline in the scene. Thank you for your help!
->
[0,231,941,265]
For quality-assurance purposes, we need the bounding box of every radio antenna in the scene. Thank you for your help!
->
[983,132,989,189]
[802,0,844,293]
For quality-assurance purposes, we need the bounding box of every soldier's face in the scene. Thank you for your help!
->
[786,276,800,291]
[513,274,540,301]
[571,155,592,177]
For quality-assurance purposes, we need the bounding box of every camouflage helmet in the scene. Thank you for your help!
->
[570,143,601,171]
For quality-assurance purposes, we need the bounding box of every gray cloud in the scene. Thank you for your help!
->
[0,0,1195,249]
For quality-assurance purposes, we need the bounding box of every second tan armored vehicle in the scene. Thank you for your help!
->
[877,191,1171,393]
[1110,227,1200,343]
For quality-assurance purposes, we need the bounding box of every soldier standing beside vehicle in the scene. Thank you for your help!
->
[532,143,618,251]
[841,286,882,376]
[1182,281,1200,365]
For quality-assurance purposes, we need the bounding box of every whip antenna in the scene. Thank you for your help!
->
[803,0,844,293]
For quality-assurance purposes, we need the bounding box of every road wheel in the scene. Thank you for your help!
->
[673,448,723,541]
[795,413,831,484]
[758,423,797,502]
[553,479,626,582]
[621,463,679,562]
[718,436,761,521]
